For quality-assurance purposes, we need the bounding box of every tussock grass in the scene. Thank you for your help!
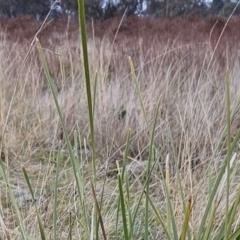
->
[1,12,240,239]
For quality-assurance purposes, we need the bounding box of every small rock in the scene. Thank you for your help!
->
[13,187,32,208]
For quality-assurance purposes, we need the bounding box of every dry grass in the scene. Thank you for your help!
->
[0,15,240,239]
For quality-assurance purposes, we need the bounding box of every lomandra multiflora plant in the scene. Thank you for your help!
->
[36,3,240,238]
[2,0,240,239]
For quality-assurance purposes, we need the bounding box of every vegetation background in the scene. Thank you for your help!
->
[1,0,240,239]
[1,0,240,20]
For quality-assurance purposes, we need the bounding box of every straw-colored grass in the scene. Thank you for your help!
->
[1,14,240,239]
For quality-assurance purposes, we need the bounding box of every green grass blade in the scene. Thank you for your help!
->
[129,57,148,127]
[93,72,98,118]
[224,68,231,240]
[131,157,158,228]
[22,167,46,240]
[144,191,171,240]
[118,173,129,240]
[21,167,35,201]
[0,163,27,240]
[67,211,75,240]
[53,143,61,240]
[77,0,96,181]
[77,0,97,232]
[228,226,240,240]
[122,129,131,179]
[167,126,191,239]
[36,40,77,166]
[211,71,240,167]
[165,155,171,234]
[180,198,192,240]
[115,196,121,237]
[196,158,226,238]
[36,39,90,235]
[202,201,217,240]
[226,183,240,238]
[121,130,133,239]
[216,204,235,240]
[90,180,107,240]
[144,97,162,240]
[164,172,178,240]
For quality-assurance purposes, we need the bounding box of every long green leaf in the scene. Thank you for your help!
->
[145,96,162,240]
[90,180,107,240]
[202,201,217,240]
[216,204,235,240]
[226,183,240,238]
[144,191,171,240]
[224,68,231,240]
[129,57,148,127]
[118,173,129,240]
[163,171,178,240]
[228,225,240,240]
[180,198,192,240]
[0,163,27,239]
[22,167,46,240]
[131,155,158,227]
[77,0,96,181]
[53,144,61,240]
[36,39,90,235]
[122,130,133,239]
[77,0,97,232]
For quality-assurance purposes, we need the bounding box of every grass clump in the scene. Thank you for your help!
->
[1,1,240,239]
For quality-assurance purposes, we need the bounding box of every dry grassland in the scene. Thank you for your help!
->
[0,15,240,239]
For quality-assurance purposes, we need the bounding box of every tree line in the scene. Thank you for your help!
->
[0,0,240,20]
